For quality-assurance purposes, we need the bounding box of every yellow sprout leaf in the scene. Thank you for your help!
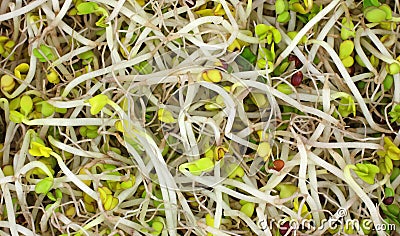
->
[29,142,52,157]
[47,69,60,84]
[257,142,271,161]
[158,108,176,123]
[14,63,29,80]
[1,74,15,92]
[202,69,222,83]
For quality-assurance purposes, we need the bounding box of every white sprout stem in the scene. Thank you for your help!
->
[178,16,224,34]
[220,21,259,44]
[106,0,125,22]
[394,73,400,103]
[177,112,192,158]
[308,152,346,181]
[214,188,223,230]
[207,190,265,235]
[292,131,308,197]
[176,191,203,235]
[343,166,385,236]
[185,119,201,158]
[327,149,347,170]
[222,179,277,204]
[40,4,96,47]
[0,0,46,21]
[48,136,107,158]
[318,181,347,207]
[110,217,150,233]
[360,39,398,64]
[105,22,123,69]
[51,152,98,200]
[185,35,226,51]
[126,127,179,236]
[5,43,38,99]
[24,118,117,126]
[123,140,150,181]
[227,210,265,235]
[26,12,39,36]
[2,122,16,165]
[17,161,53,178]
[0,99,9,124]
[306,141,381,149]
[354,29,378,75]
[190,116,221,145]
[274,0,340,66]
[309,123,326,143]
[333,129,351,164]
[13,129,34,175]
[0,221,33,236]
[198,222,230,236]
[51,46,95,68]
[291,128,321,224]
[47,0,71,29]
[256,205,272,236]
[287,92,374,104]
[308,6,344,62]
[220,0,238,34]
[181,172,272,203]
[0,170,18,236]
[392,174,400,190]
[351,72,374,82]
[308,162,324,224]
[82,215,105,231]
[197,82,236,134]
[47,100,86,109]
[308,39,389,133]
[61,53,153,97]
[0,176,13,185]
[94,0,155,29]
[14,180,30,230]
[56,214,89,233]
[41,174,129,187]
[243,80,339,125]
[39,198,61,232]
[363,28,394,58]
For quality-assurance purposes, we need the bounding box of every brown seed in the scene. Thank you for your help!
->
[288,55,302,68]
[279,221,292,235]
[288,55,297,63]
[348,66,355,76]
[16,214,27,226]
[272,160,285,171]
[291,71,303,86]
[383,197,394,205]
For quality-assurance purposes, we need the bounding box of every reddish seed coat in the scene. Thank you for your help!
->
[288,55,302,68]
[291,71,303,86]
[217,60,228,70]
[295,60,302,68]
[383,197,394,205]
[280,221,292,235]
[16,214,27,226]
[348,66,355,76]
[272,160,285,171]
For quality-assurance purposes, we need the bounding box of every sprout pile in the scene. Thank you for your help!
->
[0,0,400,235]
